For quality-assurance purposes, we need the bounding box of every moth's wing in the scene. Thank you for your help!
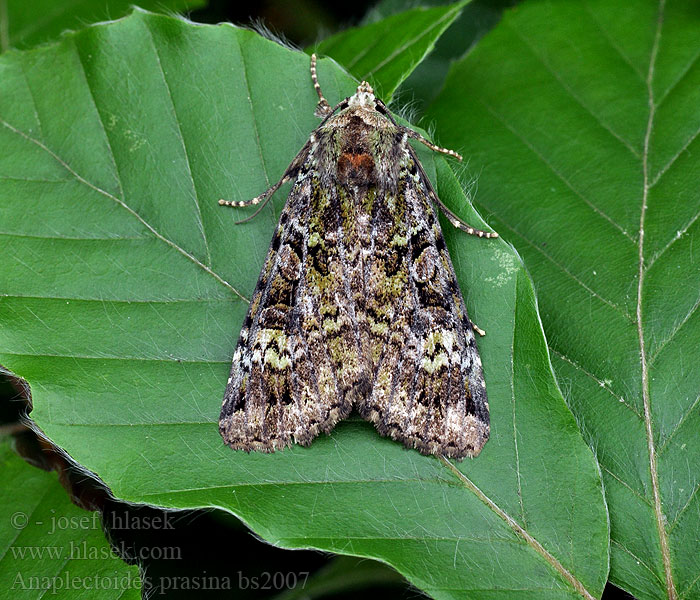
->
[356,151,490,459]
[219,168,357,452]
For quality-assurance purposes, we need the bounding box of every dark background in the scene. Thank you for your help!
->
[190,0,378,47]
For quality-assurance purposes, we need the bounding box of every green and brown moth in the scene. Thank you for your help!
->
[219,54,497,459]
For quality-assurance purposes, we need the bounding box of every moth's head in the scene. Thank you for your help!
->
[348,81,376,109]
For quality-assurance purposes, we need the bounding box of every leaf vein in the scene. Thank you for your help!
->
[582,0,645,81]
[480,215,634,320]
[551,349,643,420]
[1,293,235,304]
[649,124,700,188]
[680,570,700,599]
[145,20,212,267]
[610,538,665,586]
[657,392,700,456]
[476,97,636,243]
[648,293,700,366]
[655,42,700,108]
[668,482,700,533]
[511,291,526,525]
[142,478,470,494]
[0,0,8,53]
[7,0,83,42]
[645,205,700,271]
[0,117,248,303]
[506,20,642,160]
[0,231,148,241]
[0,176,71,183]
[0,483,57,562]
[72,37,124,201]
[18,60,43,138]
[439,458,596,600]
[0,350,229,364]
[365,6,460,83]
[600,465,653,508]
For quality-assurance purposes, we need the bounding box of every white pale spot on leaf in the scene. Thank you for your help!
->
[484,247,517,287]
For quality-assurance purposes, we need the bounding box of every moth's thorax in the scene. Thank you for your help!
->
[321,95,400,188]
[325,106,395,132]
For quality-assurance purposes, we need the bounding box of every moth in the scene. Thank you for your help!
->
[219,54,497,459]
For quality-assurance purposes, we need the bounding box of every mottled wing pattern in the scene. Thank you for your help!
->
[356,147,490,459]
[219,160,360,451]
[221,57,492,458]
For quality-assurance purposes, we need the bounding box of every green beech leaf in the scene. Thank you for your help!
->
[367,0,517,110]
[0,0,205,52]
[0,442,140,598]
[426,1,700,599]
[312,2,467,101]
[0,10,607,599]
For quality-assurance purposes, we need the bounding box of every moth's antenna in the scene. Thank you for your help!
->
[310,54,332,118]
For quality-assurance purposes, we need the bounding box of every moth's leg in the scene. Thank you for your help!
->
[219,174,291,209]
[310,53,332,118]
[219,142,311,219]
[405,135,499,239]
[404,127,463,161]
[471,320,486,337]
[432,196,498,238]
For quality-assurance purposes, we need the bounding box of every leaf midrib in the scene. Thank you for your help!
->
[638,2,676,599]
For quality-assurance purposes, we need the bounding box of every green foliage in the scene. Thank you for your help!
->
[0,442,141,598]
[0,7,609,599]
[368,0,518,109]
[0,0,205,52]
[426,1,700,599]
[312,1,467,101]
